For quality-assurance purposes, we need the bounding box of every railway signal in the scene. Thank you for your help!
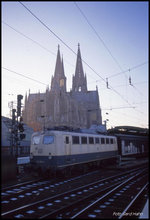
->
[10,94,26,157]
[20,133,26,140]
[17,94,23,117]
[18,122,26,140]
[18,123,24,132]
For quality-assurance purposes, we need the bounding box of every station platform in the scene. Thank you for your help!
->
[140,199,149,219]
[105,157,149,170]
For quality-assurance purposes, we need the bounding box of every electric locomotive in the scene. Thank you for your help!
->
[30,129,119,175]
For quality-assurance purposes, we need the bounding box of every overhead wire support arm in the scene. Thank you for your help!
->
[106,78,109,89]
[128,68,132,86]
[107,61,148,79]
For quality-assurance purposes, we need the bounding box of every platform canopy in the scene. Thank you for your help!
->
[108,126,149,136]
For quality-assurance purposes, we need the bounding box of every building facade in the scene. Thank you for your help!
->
[22,44,102,131]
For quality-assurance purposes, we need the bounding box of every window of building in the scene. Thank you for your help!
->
[78,86,82,92]
[95,137,100,144]
[32,135,41,145]
[106,138,109,144]
[101,138,105,144]
[89,137,94,144]
[72,136,80,144]
[43,135,54,144]
[59,79,64,87]
[81,136,87,144]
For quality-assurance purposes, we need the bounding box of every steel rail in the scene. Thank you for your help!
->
[118,182,149,219]
[40,169,146,219]
[2,178,42,191]
[70,169,146,219]
[2,168,143,217]
[1,169,99,192]
[2,167,147,218]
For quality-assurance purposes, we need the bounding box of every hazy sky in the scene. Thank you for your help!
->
[2,1,148,129]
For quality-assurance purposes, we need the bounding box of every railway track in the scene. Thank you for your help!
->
[2,178,42,191]
[1,169,107,213]
[1,166,148,219]
[70,169,148,219]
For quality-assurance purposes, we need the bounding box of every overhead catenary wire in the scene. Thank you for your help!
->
[107,61,148,79]
[2,18,147,94]
[102,106,136,110]
[74,1,124,73]
[2,3,148,129]
[107,108,147,124]
[18,1,142,112]
[3,20,148,85]
[2,20,96,82]
[2,20,75,69]
[18,1,112,84]
[3,66,146,112]
[2,67,48,86]
[74,2,147,102]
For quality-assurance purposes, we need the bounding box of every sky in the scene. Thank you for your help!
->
[2,1,149,129]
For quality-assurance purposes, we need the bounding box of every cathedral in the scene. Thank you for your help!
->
[22,44,102,131]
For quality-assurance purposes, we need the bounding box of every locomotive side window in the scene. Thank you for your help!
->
[101,138,105,144]
[106,138,109,144]
[89,137,94,144]
[95,137,99,144]
[32,135,41,145]
[43,135,54,144]
[81,136,87,144]
[110,138,114,144]
[72,136,80,144]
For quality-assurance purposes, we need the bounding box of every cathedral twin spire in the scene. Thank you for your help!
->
[51,44,87,93]
[51,45,66,92]
[72,43,87,92]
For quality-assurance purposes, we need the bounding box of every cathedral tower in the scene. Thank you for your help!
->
[51,45,66,92]
[23,44,102,131]
[72,43,87,92]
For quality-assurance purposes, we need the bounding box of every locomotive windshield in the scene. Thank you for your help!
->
[43,135,54,144]
[32,135,41,145]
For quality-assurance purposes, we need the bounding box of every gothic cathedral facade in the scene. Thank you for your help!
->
[22,44,102,131]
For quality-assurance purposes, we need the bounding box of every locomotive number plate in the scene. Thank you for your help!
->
[38,148,43,153]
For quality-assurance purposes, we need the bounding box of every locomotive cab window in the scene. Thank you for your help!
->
[72,136,80,144]
[43,135,54,144]
[32,135,41,145]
